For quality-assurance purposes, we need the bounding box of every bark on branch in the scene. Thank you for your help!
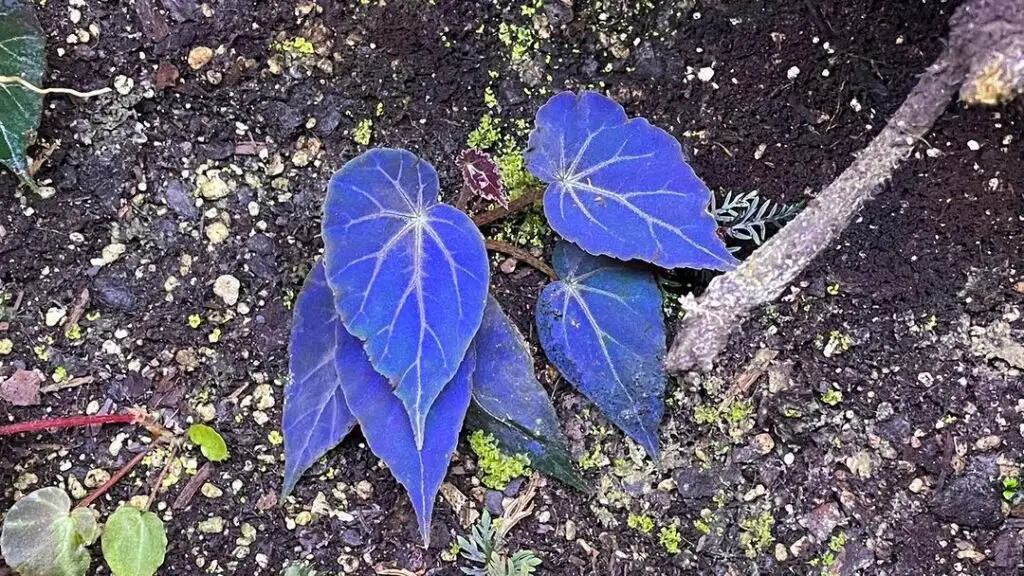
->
[666,0,1021,374]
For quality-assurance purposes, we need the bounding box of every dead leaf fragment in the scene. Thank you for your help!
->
[1,370,42,406]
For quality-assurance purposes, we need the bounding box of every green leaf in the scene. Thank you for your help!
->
[188,423,230,461]
[101,506,167,576]
[0,487,92,576]
[0,0,45,182]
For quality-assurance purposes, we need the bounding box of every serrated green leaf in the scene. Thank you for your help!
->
[0,487,92,576]
[0,0,45,182]
[187,423,230,461]
[101,506,167,576]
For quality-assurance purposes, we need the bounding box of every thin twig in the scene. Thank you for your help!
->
[472,187,544,228]
[485,239,557,280]
[173,461,214,510]
[76,446,153,509]
[0,75,112,99]
[144,441,179,511]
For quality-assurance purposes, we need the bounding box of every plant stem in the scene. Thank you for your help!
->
[0,75,112,99]
[485,239,557,280]
[472,187,544,228]
[0,413,137,436]
[76,446,152,509]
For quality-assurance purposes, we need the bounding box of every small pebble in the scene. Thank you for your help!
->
[967,139,981,151]
[697,67,715,82]
[188,46,214,70]
[786,66,800,79]
[213,274,241,306]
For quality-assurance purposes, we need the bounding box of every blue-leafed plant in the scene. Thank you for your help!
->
[282,91,747,545]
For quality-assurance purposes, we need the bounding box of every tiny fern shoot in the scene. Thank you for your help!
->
[711,190,803,248]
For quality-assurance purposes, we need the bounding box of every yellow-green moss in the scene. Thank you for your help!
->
[627,513,654,534]
[353,119,373,146]
[467,114,502,150]
[739,510,775,558]
[820,388,843,406]
[658,522,682,555]
[497,23,533,61]
[468,430,530,490]
[272,36,315,55]
[188,314,203,329]
[0,338,12,355]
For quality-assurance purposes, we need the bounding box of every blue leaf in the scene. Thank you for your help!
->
[322,148,490,447]
[335,322,474,546]
[525,91,738,271]
[535,241,666,459]
[467,297,588,491]
[282,261,357,498]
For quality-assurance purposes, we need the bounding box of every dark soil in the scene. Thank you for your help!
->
[2,1,1022,575]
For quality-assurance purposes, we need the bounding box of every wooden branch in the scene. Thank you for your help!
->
[472,187,544,227]
[665,42,970,373]
[485,239,557,280]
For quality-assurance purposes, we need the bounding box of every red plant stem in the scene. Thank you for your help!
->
[76,446,152,509]
[0,413,137,436]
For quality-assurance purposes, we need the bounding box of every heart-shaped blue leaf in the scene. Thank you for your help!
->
[335,321,474,546]
[525,91,737,271]
[282,261,357,498]
[322,148,489,447]
[467,296,587,491]
[535,241,666,459]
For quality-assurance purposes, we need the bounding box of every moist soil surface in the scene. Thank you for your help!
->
[2,1,1023,575]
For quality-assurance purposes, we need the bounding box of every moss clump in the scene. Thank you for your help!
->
[352,119,373,146]
[497,23,534,61]
[468,430,530,490]
[627,513,654,534]
[272,36,315,55]
[820,388,843,406]
[467,114,502,150]
[739,511,775,558]
[188,313,203,329]
[658,522,682,555]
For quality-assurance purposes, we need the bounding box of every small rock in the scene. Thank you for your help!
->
[484,490,504,516]
[844,451,873,479]
[992,530,1022,568]
[789,536,811,558]
[697,67,715,82]
[201,483,223,498]
[92,276,138,312]
[0,369,42,406]
[198,516,225,533]
[975,435,1002,451]
[803,502,841,542]
[674,467,719,499]
[931,457,1003,528]
[751,433,775,455]
[499,258,517,274]
[188,46,214,70]
[213,274,241,306]
[84,468,111,488]
[206,221,230,244]
[113,75,134,95]
[164,181,198,220]
[774,543,788,562]
[196,172,231,200]
[45,306,66,326]
[564,519,577,541]
[908,477,928,494]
